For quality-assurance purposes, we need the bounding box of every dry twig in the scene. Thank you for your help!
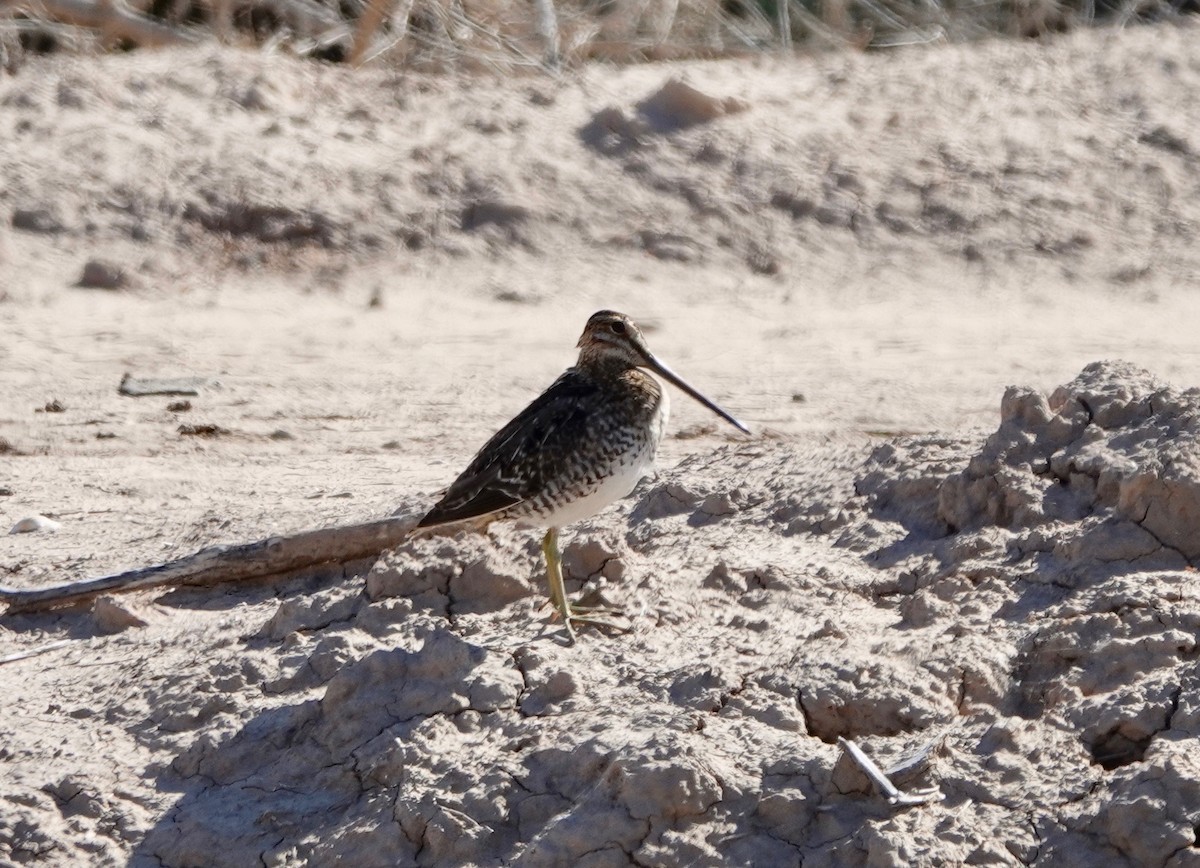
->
[0,516,415,615]
[838,737,945,807]
[0,639,72,665]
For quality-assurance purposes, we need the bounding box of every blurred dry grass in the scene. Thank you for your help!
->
[0,0,1196,72]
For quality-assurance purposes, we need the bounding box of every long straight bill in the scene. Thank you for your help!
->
[644,353,751,434]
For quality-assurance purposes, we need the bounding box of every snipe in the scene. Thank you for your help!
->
[415,310,749,642]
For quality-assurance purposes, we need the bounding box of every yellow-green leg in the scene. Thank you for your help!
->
[541,527,628,644]
[542,527,575,643]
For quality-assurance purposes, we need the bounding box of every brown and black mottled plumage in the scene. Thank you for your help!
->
[415,310,748,642]
[416,363,662,532]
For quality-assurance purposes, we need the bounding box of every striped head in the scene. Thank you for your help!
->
[575,310,652,369]
[574,310,750,435]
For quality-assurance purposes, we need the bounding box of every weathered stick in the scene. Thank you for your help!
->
[15,0,199,45]
[837,737,944,807]
[0,639,72,665]
[0,516,416,615]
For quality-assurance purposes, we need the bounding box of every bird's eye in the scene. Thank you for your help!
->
[610,321,627,335]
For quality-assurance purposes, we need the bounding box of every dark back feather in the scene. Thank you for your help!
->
[417,368,649,529]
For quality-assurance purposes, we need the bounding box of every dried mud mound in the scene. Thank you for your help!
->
[42,361,1189,867]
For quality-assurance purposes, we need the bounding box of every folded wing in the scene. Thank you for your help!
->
[416,370,600,529]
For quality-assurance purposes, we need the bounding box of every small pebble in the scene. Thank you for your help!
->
[10,514,61,534]
[93,596,150,633]
[120,374,213,397]
[12,208,64,234]
[179,423,229,437]
[78,258,130,290]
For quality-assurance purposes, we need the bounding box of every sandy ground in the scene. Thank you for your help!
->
[2,19,1200,867]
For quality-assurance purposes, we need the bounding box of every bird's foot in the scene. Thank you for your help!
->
[540,592,624,618]
[548,602,630,644]
[575,587,623,613]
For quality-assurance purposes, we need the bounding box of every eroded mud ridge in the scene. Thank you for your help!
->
[4,361,1186,866]
[3,23,1199,285]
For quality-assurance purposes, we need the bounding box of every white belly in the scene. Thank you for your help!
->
[522,388,669,529]
[530,460,649,527]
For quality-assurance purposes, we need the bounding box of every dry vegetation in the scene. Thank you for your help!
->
[1,0,1196,73]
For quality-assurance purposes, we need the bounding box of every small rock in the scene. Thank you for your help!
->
[120,374,215,397]
[637,78,749,131]
[93,596,151,633]
[639,230,700,262]
[1138,124,1192,157]
[366,546,455,602]
[636,480,707,519]
[37,399,66,413]
[697,491,738,520]
[259,590,362,640]
[461,198,531,232]
[492,285,541,304]
[10,514,61,534]
[747,244,782,275]
[673,422,718,440]
[77,258,130,290]
[771,190,816,220]
[12,208,65,234]
[520,662,578,716]
[562,534,627,583]
[178,423,229,437]
[269,429,295,441]
[166,400,192,412]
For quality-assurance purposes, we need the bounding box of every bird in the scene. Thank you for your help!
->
[414,310,750,642]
